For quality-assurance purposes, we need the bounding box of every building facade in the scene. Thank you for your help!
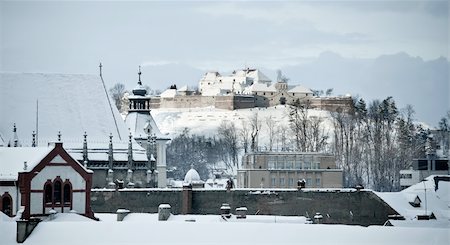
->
[400,157,449,189]
[145,68,353,113]
[237,152,343,188]
[124,68,170,187]
[0,71,169,189]
[0,143,94,219]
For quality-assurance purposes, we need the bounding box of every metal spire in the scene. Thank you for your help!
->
[138,65,142,85]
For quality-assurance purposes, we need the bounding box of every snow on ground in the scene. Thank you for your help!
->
[0,212,447,245]
[376,175,450,228]
[151,106,333,142]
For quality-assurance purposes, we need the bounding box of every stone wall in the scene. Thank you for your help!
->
[142,95,353,113]
[91,189,397,226]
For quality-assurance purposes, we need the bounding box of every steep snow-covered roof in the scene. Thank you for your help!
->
[246,69,271,83]
[376,175,450,221]
[288,85,313,94]
[246,83,277,93]
[125,112,168,140]
[177,85,192,92]
[160,89,178,98]
[0,73,131,147]
[0,147,52,180]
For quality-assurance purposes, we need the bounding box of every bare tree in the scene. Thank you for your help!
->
[109,83,126,111]
[289,99,310,151]
[265,115,276,151]
[240,119,251,153]
[250,112,261,152]
[218,120,239,170]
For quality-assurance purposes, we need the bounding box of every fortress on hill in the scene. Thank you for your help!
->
[142,68,353,112]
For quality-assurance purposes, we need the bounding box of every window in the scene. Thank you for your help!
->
[418,160,428,170]
[304,161,311,170]
[44,182,53,204]
[63,183,72,205]
[315,178,321,187]
[268,156,276,169]
[288,178,294,187]
[1,193,13,216]
[286,157,294,169]
[400,174,412,179]
[306,178,312,187]
[271,177,276,187]
[435,160,449,170]
[279,178,285,187]
[53,180,62,204]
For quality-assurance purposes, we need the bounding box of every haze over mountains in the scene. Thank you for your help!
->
[139,51,448,127]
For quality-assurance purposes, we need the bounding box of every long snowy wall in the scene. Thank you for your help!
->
[90,189,397,226]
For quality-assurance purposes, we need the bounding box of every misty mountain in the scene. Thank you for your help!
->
[281,52,449,126]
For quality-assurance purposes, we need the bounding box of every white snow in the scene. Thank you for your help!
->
[0,73,148,163]
[376,175,450,227]
[0,147,52,180]
[151,106,333,142]
[0,212,447,245]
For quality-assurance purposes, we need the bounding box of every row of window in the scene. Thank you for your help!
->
[268,161,320,170]
[44,178,72,207]
[270,177,321,188]
[400,174,412,179]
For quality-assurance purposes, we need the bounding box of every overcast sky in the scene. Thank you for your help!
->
[1,0,448,125]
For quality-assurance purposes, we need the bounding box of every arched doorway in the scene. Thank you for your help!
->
[1,193,13,216]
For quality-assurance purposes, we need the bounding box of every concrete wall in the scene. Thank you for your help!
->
[91,189,397,226]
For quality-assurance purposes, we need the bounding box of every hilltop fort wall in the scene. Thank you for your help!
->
[144,94,353,112]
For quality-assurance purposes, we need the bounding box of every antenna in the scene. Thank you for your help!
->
[99,62,103,77]
[36,100,39,146]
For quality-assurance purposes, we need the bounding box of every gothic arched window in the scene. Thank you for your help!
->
[63,182,72,205]
[44,182,53,204]
[1,193,13,216]
[53,180,62,205]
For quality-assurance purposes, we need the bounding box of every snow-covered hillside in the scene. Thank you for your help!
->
[151,106,333,145]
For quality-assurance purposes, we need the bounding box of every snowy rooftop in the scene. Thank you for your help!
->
[288,85,313,94]
[376,175,450,226]
[125,112,168,140]
[160,88,178,98]
[0,212,448,245]
[0,73,131,147]
[0,147,52,180]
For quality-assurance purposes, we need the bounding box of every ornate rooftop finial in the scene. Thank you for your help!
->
[82,131,88,164]
[138,65,142,85]
[108,133,114,170]
[127,131,133,170]
[32,131,36,147]
[13,123,19,147]
[57,131,61,142]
